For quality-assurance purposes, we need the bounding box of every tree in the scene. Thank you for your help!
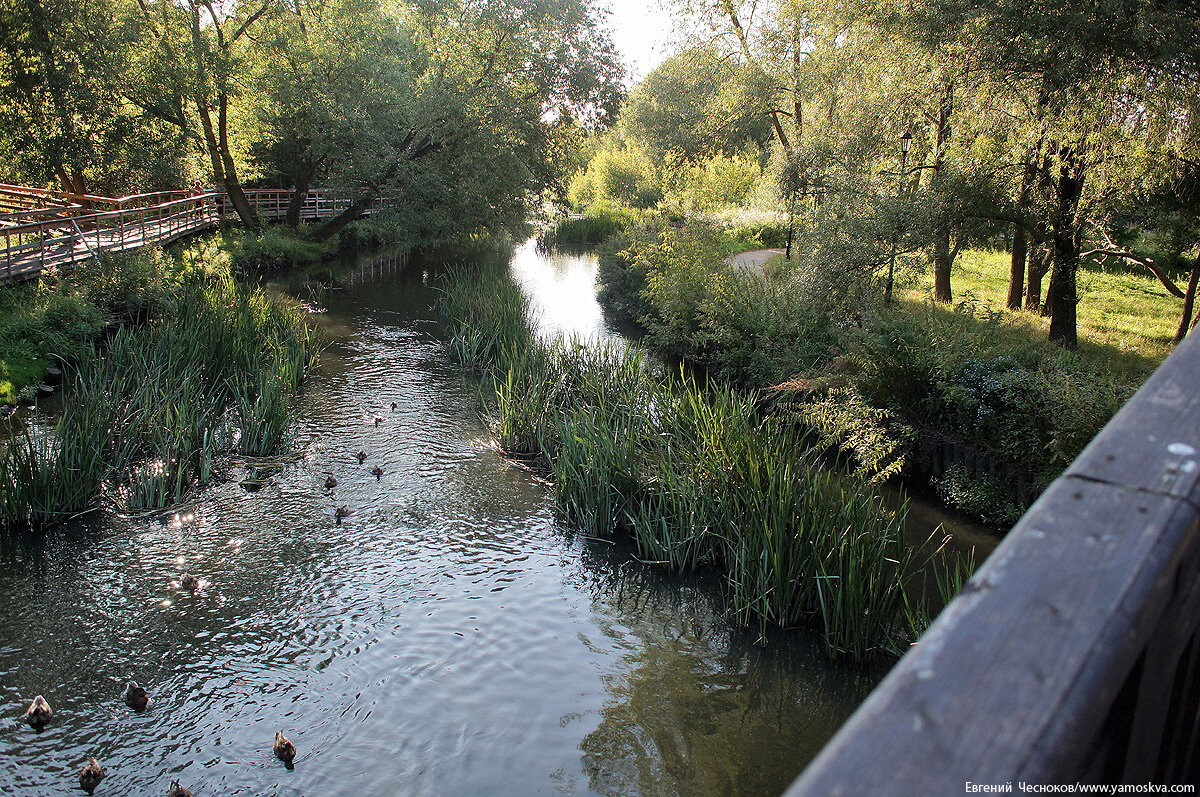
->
[122,0,286,226]
[621,47,770,162]
[0,0,188,193]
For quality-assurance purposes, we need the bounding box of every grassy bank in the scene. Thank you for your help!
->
[437,266,962,661]
[905,248,1178,384]
[0,247,319,529]
[590,218,1156,527]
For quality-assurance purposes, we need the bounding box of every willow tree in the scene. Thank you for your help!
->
[121,0,283,226]
[255,0,623,244]
[0,0,187,193]
[901,0,1200,348]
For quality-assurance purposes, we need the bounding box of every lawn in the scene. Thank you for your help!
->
[900,249,1182,384]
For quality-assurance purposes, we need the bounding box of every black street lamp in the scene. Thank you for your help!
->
[885,131,913,304]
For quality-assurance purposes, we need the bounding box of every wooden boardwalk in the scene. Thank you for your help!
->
[0,186,348,283]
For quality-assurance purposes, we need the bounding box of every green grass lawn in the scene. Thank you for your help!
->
[900,249,1182,384]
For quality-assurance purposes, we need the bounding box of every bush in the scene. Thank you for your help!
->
[696,269,836,387]
[536,207,639,250]
[664,151,763,214]
[846,300,1124,474]
[568,144,661,209]
[934,464,1026,528]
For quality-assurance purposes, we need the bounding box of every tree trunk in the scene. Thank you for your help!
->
[933,227,953,302]
[1175,255,1200,343]
[286,176,313,229]
[309,198,374,243]
[1025,245,1049,312]
[1047,157,1084,349]
[217,92,259,228]
[930,82,954,303]
[1007,224,1027,310]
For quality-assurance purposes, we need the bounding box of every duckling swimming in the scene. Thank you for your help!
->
[180,573,199,592]
[123,681,151,711]
[79,757,105,794]
[167,780,193,797]
[24,695,52,727]
[324,475,338,489]
[355,451,367,464]
[274,731,296,766]
[371,466,384,479]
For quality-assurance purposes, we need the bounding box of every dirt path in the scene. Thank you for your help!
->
[727,248,785,274]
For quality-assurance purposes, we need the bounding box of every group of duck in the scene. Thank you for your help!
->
[23,686,297,794]
[329,402,398,523]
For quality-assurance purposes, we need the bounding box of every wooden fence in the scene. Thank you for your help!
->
[788,330,1200,791]
[0,186,351,283]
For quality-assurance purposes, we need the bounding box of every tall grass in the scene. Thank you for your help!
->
[0,254,319,527]
[438,266,931,660]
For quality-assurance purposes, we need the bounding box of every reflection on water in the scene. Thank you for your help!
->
[0,241,881,796]
[509,240,612,342]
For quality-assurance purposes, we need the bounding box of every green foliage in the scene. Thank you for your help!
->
[630,221,729,357]
[568,141,662,209]
[228,226,333,271]
[663,151,765,214]
[696,269,836,387]
[934,464,1026,528]
[536,207,640,250]
[778,386,915,483]
[621,46,771,163]
[847,300,1124,473]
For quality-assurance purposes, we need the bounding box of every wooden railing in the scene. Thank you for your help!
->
[788,332,1200,791]
[0,185,353,283]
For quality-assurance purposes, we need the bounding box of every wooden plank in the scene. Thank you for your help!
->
[787,479,1197,794]
[1066,332,1200,505]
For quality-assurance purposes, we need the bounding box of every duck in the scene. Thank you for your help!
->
[373,416,382,427]
[79,757,105,795]
[123,681,151,711]
[355,450,367,464]
[24,695,52,727]
[391,402,398,411]
[167,780,193,797]
[324,474,338,489]
[180,573,199,592]
[335,505,351,522]
[371,465,384,479]
[274,731,297,765]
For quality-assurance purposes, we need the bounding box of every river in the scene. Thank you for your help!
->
[0,239,991,795]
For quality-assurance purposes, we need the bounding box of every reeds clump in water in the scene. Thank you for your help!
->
[0,256,319,526]
[437,267,928,660]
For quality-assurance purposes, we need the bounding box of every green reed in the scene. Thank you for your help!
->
[0,258,319,525]
[437,266,935,660]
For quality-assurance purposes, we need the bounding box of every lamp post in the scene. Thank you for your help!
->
[884,131,913,304]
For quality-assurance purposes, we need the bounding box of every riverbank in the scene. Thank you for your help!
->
[566,214,1162,527]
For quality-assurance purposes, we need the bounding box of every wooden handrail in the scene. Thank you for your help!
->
[788,332,1200,791]
[0,185,370,283]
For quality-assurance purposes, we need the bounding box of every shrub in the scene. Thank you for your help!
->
[934,464,1026,528]
[536,206,639,250]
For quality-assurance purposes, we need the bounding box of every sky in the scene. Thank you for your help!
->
[601,0,682,82]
